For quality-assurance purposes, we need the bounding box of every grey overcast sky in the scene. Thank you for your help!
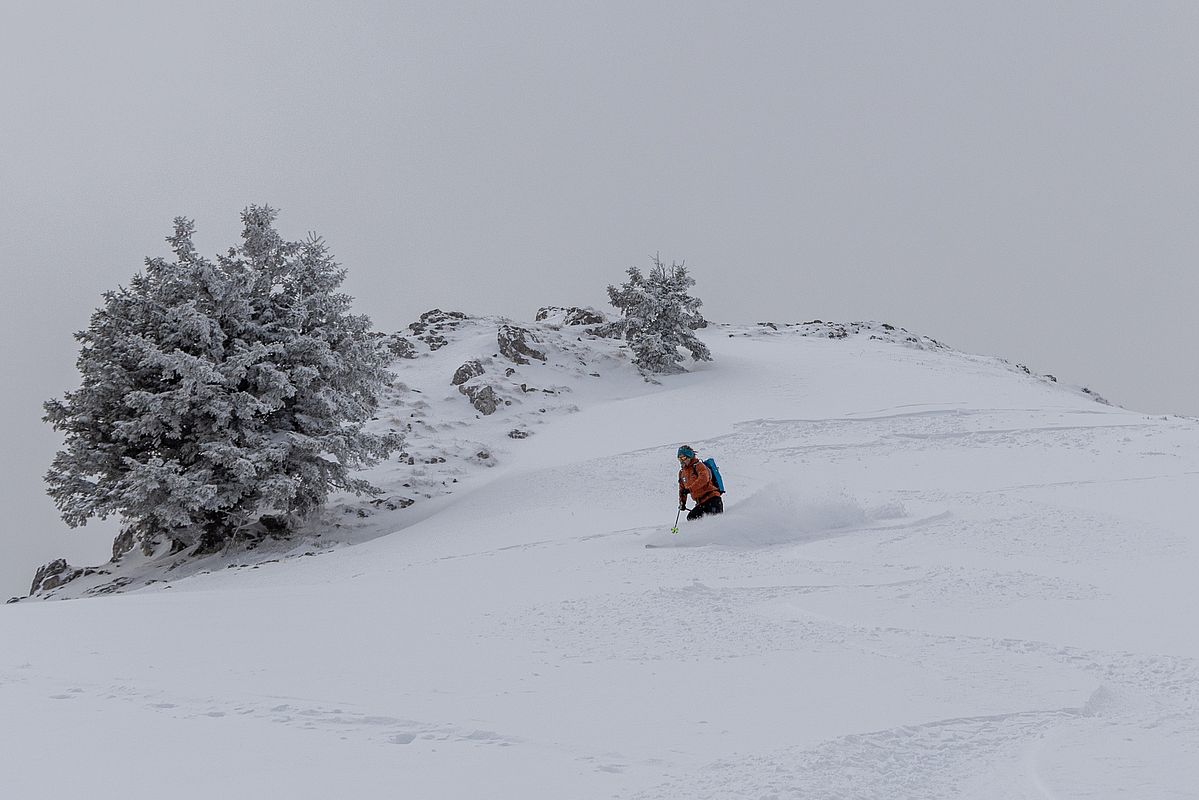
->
[3,1,1198,595]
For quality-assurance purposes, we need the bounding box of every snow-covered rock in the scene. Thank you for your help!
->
[29,559,84,595]
[496,324,546,365]
[450,359,484,386]
[534,305,607,327]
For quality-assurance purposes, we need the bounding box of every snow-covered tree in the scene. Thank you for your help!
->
[606,255,712,374]
[44,207,400,557]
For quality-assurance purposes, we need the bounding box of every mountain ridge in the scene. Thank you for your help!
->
[4,309,1197,798]
[15,310,1116,602]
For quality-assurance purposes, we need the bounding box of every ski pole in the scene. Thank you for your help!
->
[671,506,684,534]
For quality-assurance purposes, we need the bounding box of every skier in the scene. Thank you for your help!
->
[677,445,723,521]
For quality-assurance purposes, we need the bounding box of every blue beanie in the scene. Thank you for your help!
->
[677,445,695,458]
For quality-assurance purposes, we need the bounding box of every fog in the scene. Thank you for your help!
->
[4,1,1197,595]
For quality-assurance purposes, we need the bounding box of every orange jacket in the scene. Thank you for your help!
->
[679,458,721,506]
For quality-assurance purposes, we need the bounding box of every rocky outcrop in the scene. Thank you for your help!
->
[566,307,606,326]
[369,495,415,511]
[535,306,607,327]
[30,559,83,595]
[382,334,418,359]
[111,527,136,559]
[588,321,625,339]
[451,360,485,386]
[409,309,468,351]
[739,320,948,351]
[498,325,546,365]
[459,383,500,415]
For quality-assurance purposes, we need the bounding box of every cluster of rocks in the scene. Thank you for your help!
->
[536,306,623,339]
[23,559,107,599]
[460,383,502,415]
[535,305,606,327]
[998,360,1106,405]
[408,309,469,351]
[369,495,415,511]
[450,325,553,415]
[380,333,418,359]
[736,320,949,351]
[498,324,547,365]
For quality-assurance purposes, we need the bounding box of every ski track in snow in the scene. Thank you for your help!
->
[18,671,524,749]
[632,707,1085,800]
[625,638,1199,800]
[598,594,1199,800]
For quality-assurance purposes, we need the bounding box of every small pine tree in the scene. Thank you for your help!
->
[606,254,712,374]
[44,207,400,557]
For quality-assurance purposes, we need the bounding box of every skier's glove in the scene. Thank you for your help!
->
[679,503,686,511]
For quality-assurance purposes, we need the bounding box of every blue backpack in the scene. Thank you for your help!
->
[703,458,726,494]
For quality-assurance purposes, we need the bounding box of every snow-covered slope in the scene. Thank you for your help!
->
[3,317,1197,799]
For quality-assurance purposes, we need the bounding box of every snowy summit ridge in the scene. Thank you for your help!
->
[20,311,1109,601]
[8,309,1197,799]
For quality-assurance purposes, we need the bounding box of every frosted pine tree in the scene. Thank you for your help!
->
[607,255,711,374]
[44,207,399,557]
[229,207,398,533]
